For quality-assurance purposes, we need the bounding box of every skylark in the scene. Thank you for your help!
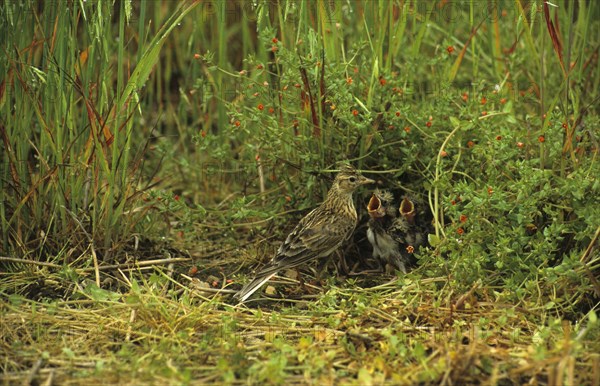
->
[366,190,429,273]
[234,163,374,302]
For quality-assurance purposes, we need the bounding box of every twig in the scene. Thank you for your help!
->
[23,357,43,386]
[62,206,100,286]
[79,257,192,272]
[90,243,100,287]
[125,309,137,342]
[580,225,600,264]
[41,369,54,386]
[0,256,192,272]
[453,280,481,311]
[0,257,61,268]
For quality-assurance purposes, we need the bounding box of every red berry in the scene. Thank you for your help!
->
[257,103,264,110]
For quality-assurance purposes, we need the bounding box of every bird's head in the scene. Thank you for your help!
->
[334,164,375,194]
[367,189,396,219]
[399,196,416,224]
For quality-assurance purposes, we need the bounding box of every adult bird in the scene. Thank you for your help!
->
[234,164,374,302]
[366,190,429,273]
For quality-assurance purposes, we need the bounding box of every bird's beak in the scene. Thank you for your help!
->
[399,197,416,224]
[360,176,375,185]
[367,194,385,218]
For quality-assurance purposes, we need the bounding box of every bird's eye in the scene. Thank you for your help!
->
[349,176,357,183]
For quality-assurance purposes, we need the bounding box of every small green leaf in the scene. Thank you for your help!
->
[85,284,121,302]
[62,347,75,359]
[428,233,441,247]
[449,116,460,129]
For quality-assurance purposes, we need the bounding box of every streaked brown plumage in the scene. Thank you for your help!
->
[234,164,374,302]
[366,190,429,273]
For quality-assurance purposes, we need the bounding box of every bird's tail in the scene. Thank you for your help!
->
[234,272,277,303]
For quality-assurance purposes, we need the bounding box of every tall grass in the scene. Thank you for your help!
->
[0,1,199,266]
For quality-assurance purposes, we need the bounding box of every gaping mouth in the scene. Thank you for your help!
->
[399,197,416,224]
[367,194,385,218]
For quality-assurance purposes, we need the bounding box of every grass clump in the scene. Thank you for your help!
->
[2,1,600,384]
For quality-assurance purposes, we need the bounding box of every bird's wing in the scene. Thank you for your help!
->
[234,208,355,303]
[273,207,355,268]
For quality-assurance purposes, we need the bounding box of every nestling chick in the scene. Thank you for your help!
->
[366,190,429,273]
[234,163,374,302]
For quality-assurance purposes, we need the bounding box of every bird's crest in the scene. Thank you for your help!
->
[336,162,357,176]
